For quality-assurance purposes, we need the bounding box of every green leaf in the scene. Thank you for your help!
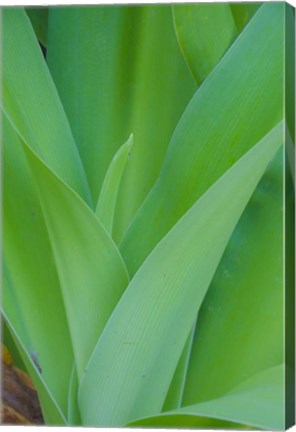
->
[163,325,195,411]
[173,3,238,84]
[3,114,74,416]
[46,6,196,238]
[18,133,129,378]
[2,8,92,206]
[96,134,133,236]
[120,2,284,277]
[2,312,67,426]
[128,364,285,430]
[130,413,244,429]
[181,147,284,406]
[67,363,81,425]
[78,122,282,426]
[230,3,261,32]
[25,7,48,46]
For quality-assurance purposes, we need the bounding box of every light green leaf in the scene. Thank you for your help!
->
[3,114,74,416]
[46,6,196,238]
[173,3,238,84]
[128,364,285,431]
[121,2,284,277]
[2,312,67,426]
[25,7,48,46]
[230,3,261,32]
[18,133,129,378]
[78,122,282,426]
[2,8,92,205]
[96,134,133,236]
[163,325,195,410]
[181,147,284,406]
[67,363,81,425]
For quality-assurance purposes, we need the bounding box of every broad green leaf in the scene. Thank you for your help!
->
[78,123,282,426]
[230,3,261,32]
[67,363,81,425]
[128,365,285,430]
[2,313,67,426]
[2,8,92,206]
[18,133,129,378]
[3,115,74,416]
[25,7,48,46]
[173,4,238,84]
[121,2,284,277]
[46,6,196,239]
[181,147,284,406]
[96,134,133,236]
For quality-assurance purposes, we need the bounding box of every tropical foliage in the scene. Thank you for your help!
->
[2,3,294,428]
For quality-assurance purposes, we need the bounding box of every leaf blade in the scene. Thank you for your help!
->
[120,2,284,277]
[96,134,133,236]
[181,147,284,406]
[3,114,74,416]
[2,8,92,205]
[46,6,196,237]
[19,134,129,379]
[78,122,282,426]
[128,365,285,430]
[173,3,238,84]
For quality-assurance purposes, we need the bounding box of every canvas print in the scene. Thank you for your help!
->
[1,2,295,429]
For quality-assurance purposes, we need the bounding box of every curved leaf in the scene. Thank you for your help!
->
[46,6,196,238]
[128,365,285,430]
[78,123,282,426]
[182,147,284,406]
[3,115,74,416]
[15,129,129,379]
[121,2,284,277]
[2,8,92,205]
[173,3,238,84]
[96,134,133,236]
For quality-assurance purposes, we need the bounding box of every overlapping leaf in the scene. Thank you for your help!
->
[78,123,282,426]
[67,364,80,425]
[121,2,284,276]
[2,8,92,205]
[129,364,285,430]
[181,147,284,406]
[25,7,48,46]
[230,3,261,32]
[2,3,288,429]
[46,5,196,240]
[96,135,133,237]
[19,138,129,378]
[173,3,238,84]
[3,115,74,417]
